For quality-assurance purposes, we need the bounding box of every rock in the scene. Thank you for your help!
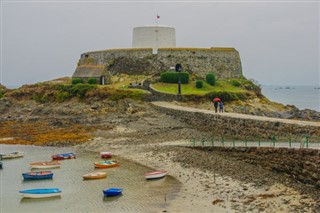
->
[212,198,223,205]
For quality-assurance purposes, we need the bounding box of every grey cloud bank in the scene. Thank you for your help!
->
[1,1,319,87]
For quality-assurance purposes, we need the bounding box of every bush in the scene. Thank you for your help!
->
[88,78,97,84]
[196,80,203,88]
[55,91,71,102]
[72,78,83,84]
[207,91,248,102]
[206,73,216,86]
[160,72,189,84]
[229,79,241,87]
[70,84,97,98]
[54,84,97,99]
[32,93,49,103]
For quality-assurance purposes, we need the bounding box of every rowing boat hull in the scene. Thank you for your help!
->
[100,152,112,158]
[22,171,53,180]
[19,188,61,198]
[83,172,107,180]
[103,188,123,197]
[94,160,119,169]
[21,192,61,198]
[144,171,168,180]
[30,161,61,169]
[1,152,24,159]
[52,153,76,160]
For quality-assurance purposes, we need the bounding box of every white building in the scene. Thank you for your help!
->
[132,25,176,53]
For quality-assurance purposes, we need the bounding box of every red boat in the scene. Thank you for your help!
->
[51,153,76,160]
[100,152,112,158]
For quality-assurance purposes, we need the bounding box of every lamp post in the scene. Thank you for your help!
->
[175,63,182,95]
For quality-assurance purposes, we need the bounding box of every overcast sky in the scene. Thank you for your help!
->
[1,0,319,87]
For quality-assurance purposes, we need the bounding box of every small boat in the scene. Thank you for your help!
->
[100,151,113,158]
[83,172,107,180]
[22,171,53,180]
[102,188,123,197]
[94,160,119,169]
[144,170,168,180]
[51,152,76,160]
[19,188,61,198]
[30,161,61,169]
[0,151,24,159]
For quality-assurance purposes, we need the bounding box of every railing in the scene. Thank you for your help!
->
[190,135,320,149]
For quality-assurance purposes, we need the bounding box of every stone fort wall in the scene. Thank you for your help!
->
[77,47,243,79]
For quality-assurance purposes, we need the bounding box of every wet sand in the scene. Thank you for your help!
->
[79,134,317,213]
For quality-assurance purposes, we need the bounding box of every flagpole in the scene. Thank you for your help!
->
[156,14,160,26]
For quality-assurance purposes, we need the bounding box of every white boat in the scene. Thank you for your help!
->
[19,188,61,198]
[30,161,61,169]
[144,170,168,180]
[0,151,24,159]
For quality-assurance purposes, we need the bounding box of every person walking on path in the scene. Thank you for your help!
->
[213,101,218,113]
[219,101,224,113]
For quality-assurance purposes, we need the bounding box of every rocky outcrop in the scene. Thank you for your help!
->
[191,146,320,188]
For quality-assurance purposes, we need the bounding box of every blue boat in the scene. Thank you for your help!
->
[102,188,123,197]
[22,171,53,180]
[19,188,61,198]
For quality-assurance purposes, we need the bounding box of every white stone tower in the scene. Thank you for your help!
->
[132,25,176,53]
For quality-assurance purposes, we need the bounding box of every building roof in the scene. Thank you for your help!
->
[72,65,106,78]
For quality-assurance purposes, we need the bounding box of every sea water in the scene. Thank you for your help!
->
[0,144,181,213]
[261,85,320,112]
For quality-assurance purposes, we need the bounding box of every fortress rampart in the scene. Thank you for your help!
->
[76,47,243,79]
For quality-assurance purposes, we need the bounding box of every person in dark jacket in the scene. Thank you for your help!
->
[219,101,224,113]
[213,101,218,113]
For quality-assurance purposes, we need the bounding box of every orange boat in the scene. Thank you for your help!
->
[30,161,61,169]
[94,160,119,169]
[83,172,107,180]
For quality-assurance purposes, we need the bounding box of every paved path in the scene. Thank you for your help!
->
[152,101,320,127]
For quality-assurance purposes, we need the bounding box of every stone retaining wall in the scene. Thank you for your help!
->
[152,104,320,140]
[193,146,320,188]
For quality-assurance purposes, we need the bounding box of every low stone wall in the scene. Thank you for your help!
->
[192,146,320,188]
[148,84,204,102]
[152,103,320,140]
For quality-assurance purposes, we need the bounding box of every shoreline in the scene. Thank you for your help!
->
[1,134,319,211]
[1,97,320,212]
[77,136,319,213]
